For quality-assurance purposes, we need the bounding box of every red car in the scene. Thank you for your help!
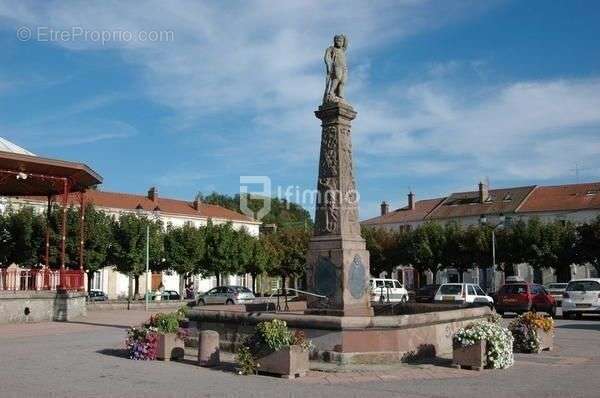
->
[495,283,556,317]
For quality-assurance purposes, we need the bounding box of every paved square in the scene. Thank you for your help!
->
[1,310,599,398]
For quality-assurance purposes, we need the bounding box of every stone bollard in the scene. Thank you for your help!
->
[198,330,220,367]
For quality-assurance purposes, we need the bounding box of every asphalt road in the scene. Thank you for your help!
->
[0,310,599,398]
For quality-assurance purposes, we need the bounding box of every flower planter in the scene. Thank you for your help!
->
[452,340,486,371]
[156,333,185,361]
[535,329,553,353]
[256,345,309,379]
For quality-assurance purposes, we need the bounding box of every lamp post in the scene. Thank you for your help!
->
[479,213,505,292]
[136,206,161,312]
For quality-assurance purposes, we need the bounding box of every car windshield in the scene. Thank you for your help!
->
[439,285,462,295]
[548,283,567,289]
[567,281,600,292]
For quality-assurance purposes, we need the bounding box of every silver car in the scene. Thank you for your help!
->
[197,286,255,305]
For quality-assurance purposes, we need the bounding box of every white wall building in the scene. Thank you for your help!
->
[361,181,600,289]
[1,186,261,299]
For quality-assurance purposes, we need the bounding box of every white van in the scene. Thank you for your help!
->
[369,278,409,303]
[562,279,600,319]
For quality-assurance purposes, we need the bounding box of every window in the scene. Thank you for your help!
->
[567,281,600,292]
[475,286,486,296]
[502,284,528,294]
[439,285,462,295]
[468,285,477,296]
[394,281,402,289]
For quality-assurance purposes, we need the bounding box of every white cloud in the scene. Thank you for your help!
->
[3,0,598,197]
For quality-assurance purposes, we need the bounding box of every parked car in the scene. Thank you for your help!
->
[415,284,440,303]
[150,290,181,301]
[433,283,494,307]
[197,286,255,305]
[88,290,108,301]
[369,278,409,303]
[546,283,569,305]
[495,283,556,316]
[562,279,600,319]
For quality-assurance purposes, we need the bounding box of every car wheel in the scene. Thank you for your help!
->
[575,312,583,319]
[563,311,571,319]
[530,306,537,313]
[496,310,504,316]
[198,299,206,306]
[226,299,234,305]
[549,305,556,318]
[401,295,408,303]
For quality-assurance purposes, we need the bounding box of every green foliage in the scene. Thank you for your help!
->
[150,312,181,334]
[576,216,600,275]
[256,319,293,352]
[199,192,312,229]
[266,228,310,279]
[0,206,45,267]
[235,345,258,375]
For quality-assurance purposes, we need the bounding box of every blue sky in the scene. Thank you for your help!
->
[1,0,600,219]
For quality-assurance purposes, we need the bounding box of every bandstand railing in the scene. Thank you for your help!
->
[0,267,84,292]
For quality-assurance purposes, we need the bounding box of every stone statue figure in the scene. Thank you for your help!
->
[323,34,348,103]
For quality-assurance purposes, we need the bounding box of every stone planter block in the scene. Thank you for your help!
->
[536,329,553,352]
[156,333,185,361]
[452,340,486,371]
[256,345,309,378]
[198,330,220,367]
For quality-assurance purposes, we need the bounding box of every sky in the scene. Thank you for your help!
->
[1,0,600,220]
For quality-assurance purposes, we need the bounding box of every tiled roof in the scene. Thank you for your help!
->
[18,190,257,223]
[426,186,535,220]
[517,182,600,213]
[361,198,445,226]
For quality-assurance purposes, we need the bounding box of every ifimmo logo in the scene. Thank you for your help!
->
[239,176,271,221]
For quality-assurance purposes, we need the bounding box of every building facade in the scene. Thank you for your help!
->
[1,187,261,299]
[361,181,600,289]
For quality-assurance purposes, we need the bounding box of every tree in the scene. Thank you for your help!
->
[109,213,163,298]
[81,205,113,291]
[2,207,45,267]
[163,223,205,296]
[200,221,239,285]
[199,192,313,230]
[407,222,447,282]
[576,216,600,276]
[245,236,277,294]
[267,228,310,293]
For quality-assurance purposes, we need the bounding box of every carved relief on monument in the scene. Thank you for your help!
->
[316,177,339,234]
[318,125,338,178]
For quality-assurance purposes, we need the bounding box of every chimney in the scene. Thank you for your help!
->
[479,181,489,203]
[408,191,415,210]
[380,201,389,216]
[192,196,201,211]
[148,186,158,203]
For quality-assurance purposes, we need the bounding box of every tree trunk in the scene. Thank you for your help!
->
[216,273,221,286]
[134,275,140,298]
[251,273,257,294]
[432,269,438,285]
[87,271,93,292]
[179,273,186,299]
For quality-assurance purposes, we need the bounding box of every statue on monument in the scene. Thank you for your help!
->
[323,34,348,103]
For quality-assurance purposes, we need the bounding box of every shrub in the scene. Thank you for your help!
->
[126,327,158,360]
[235,319,312,375]
[509,312,554,353]
[454,321,514,369]
[148,312,180,334]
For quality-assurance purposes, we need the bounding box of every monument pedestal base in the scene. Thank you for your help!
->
[306,235,373,317]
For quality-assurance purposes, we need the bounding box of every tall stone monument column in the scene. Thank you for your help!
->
[306,35,373,317]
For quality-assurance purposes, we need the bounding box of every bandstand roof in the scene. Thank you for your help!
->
[0,138,102,196]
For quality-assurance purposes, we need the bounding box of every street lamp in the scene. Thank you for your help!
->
[479,213,505,292]
[136,205,161,312]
